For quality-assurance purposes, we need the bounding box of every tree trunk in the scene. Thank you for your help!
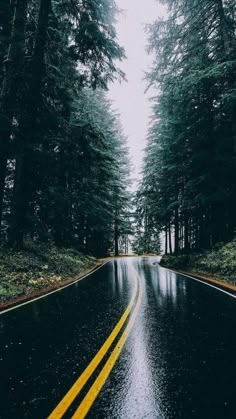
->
[174,208,179,255]
[184,211,190,253]
[168,224,172,255]
[9,0,51,247]
[114,215,119,256]
[125,234,128,254]
[165,225,168,255]
[0,0,28,241]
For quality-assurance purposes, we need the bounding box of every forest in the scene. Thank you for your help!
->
[135,0,236,255]
[1,0,235,261]
[0,0,131,256]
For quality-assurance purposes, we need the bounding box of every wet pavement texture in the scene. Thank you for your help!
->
[0,257,236,418]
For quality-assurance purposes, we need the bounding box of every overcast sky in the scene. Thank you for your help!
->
[109,0,166,187]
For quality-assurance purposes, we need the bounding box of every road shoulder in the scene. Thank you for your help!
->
[170,269,236,296]
[0,261,104,312]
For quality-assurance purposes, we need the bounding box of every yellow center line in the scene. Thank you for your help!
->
[47,271,138,419]
[71,268,143,419]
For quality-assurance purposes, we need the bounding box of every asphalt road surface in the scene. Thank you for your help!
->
[0,257,236,419]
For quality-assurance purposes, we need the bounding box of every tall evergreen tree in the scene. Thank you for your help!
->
[138,0,236,254]
[0,0,131,256]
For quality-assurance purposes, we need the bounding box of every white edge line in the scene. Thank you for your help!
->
[0,261,110,316]
[165,267,236,299]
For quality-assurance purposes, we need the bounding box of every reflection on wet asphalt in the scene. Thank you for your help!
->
[0,257,236,418]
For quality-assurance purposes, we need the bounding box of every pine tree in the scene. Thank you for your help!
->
[139,0,236,254]
[0,0,130,256]
[0,0,29,240]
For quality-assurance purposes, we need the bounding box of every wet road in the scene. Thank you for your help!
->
[0,257,236,418]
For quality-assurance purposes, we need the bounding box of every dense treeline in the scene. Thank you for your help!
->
[137,0,236,254]
[0,0,130,255]
[132,191,160,255]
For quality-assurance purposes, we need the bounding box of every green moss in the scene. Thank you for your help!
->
[0,241,97,303]
[161,239,236,285]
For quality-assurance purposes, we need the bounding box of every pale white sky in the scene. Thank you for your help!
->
[109,0,166,187]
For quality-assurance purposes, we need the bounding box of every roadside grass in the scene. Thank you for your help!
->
[160,239,236,285]
[0,241,96,303]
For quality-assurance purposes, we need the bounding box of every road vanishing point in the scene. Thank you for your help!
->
[0,256,236,418]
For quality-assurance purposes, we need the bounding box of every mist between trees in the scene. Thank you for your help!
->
[134,0,236,255]
[0,0,132,256]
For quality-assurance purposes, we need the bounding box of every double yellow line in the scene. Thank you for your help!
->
[48,266,142,419]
